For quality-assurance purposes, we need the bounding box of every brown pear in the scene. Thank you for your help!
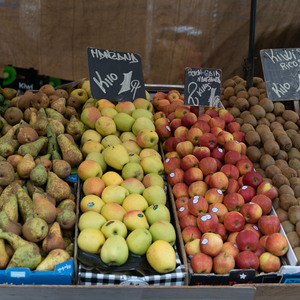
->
[51,97,66,114]
[0,161,15,186]
[33,191,57,224]
[52,159,72,179]
[0,184,19,222]
[42,222,65,253]
[0,238,9,269]
[57,199,76,212]
[22,217,48,243]
[46,172,72,202]
[48,118,65,136]
[0,211,22,235]
[56,209,76,231]
[16,153,36,179]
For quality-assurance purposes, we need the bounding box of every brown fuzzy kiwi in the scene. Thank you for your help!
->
[253,162,260,170]
[276,208,289,223]
[234,84,246,94]
[263,140,280,156]
[245,131,261,146]
[242,114,257,127]
[260,148,266,156]
[275,116,286,124]
[278,184,294,196]
[270,121,284,131]
[279,194,298,211]
[289,177,300,189]
[293,247,300,262]
[296,221,300,236]
[250,105,266,119]
[282,220,295,234]
[265,112,276,123]
[248,96,259,106]
[273,197,280,210]
[256,124,271,135]
[236,90,249,99]
[222,99,229,108]
[257,82,266,90]
[291,134,300,151]
[257,118,270,126]
[228,96,237,107]
[255,168,266,178]
[260,154,275,170]
[272,128,287,139]
[287,231,300,248]
[260,130,275,144]
[275,150,289,161]
[275,159,289,171]
[288,205,300,224]
[293,185,300,198]
[246,145,261,163]
[39,84,55,97]
[284,121,299,131]
[286,129,299,140]
[54,89,69,99]
[265,164,282,178]
[228,107,240,118]
[259,97,274,113]
[222,78,236,88]
[240,123,255,133]
[276,134,293,152]
[234,98,249,111]
[248,87,260,97]
[258,93,267,101]
[223,86,235,99]
[4,107,23,125]
[282,110,299,123]
[273,102,285,116]
[240,110,251,119]
[282,167,298,179]
[272,173,290,188]
[289,158,300,170]
[263,178,273,184]
[234,118,243,126]
[253,77,264,86]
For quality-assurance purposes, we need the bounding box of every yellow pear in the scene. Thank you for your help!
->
[101,171,123,186]
[35,249,71,271]
[102,144,129,170]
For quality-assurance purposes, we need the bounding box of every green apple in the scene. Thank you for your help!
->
[128,153,141,163]
[140,155,164,175]
[95,116,117,136]
[132,117,156,136]
[101,134,122,148]
[100,202,127,221]
[77,227,105,254]
[122,194,149,212]
[144,204,171,225]
[139,148,162,160]
[96,99,115,111]
[122,140,142,154]
[146,240,176,273]
[136,129,159,148]
[70,88,88,103]
[100,235,129,266]
[115,101,136,115]
[143,185,166,205]
[78,211,107,231]
[101,185,129,205]
[101,107,118,119]
[101,220,127,238]
[131,108,153,120]
[85,151,107,173]
[80,106,101,129]
[121,177,145,194]
[120,131,137,142]
[142,173,165,189]
[80,79,92,98]
[126,228,152,255]
[123,209,149,231]
[149,220,176,245]
[121,162,144,181]
[102,144,129,170]
[113,112,135,132]
[81,129,102,145]
[133,98,153,112]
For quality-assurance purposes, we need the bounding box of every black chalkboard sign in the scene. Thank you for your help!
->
[87,47,146,101]
[260,48,300,101]
[184,67,222,107]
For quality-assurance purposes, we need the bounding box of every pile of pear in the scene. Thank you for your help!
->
[77,97,178,274]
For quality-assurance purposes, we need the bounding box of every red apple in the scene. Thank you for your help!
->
[177,204,189,219]
[265,232,289,256]
[222,242,240,258]
[190,106,200,116]
[180,154,199,171]
[174,106,190,119]
[238,185,256,203]
[232,131,245,143]
[205,108,219,117]
[176,140,194,158]
[167,89,181,102]
[172,182,189,199]
[253,244,266,257]
[256,181,278,201]
[169,118,182,132]
[184,238,201,256]
[220,164,239,180]
[236,159,254,176]
[200,232,223,257]
[223,193,245,211]
[210,126,223,137]
[236,230,259,251]
[208,202,228,223]
[240,202,263,223]
[181,225,202,243]
[167,168,185,186]
[251,194,273,215]
[259,252,281,273]
[184,167,203,185]
[224,150,242,165]
[181,112,198,128]
[224,140,242,153]
[155,124,172,140]
[211,147,225,161]
[215,223,227,241]
[155,117,170,127]
[187,195,208,216]
[198,157,218,176]
[242,170,263,189]
[215,158,223,171]
[243,223,261,239]
[163,137,183,152]
[235,250,259,271]
[153,91,167,102]
[213,252,235,274]
[258,215,281,235]
[153,111,166,122]
[193,146,211,161]
[223,211,245,232]
[174,126,189,140]
[209,171,229,192]
[259,235,269,249]
[227,232,239,244]
[175,196,189,209]
[192,120,210,133]
[226,178,240,194]
[190,252,213,274]
[198,133,218,150]
[179,213,197,229]
[216,131,234,146]
[226,121,241,133]
[163,157,181,175]
[208,116,226,130]
[186,127,203,145]
[188,180,208,198]
[197,212,219,233]
[218,109,234,123]
[205,188,224,204]
[198,113,211,122]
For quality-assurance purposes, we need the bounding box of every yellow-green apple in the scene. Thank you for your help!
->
[85,152,107,173]
[121,177,145,194]
[142,173,165,189]
[126,228,152,255]
[205,188,224,204]
[102,144,129,170]
[198,113,211,122]
[208,202,228,223]
[153,111,166,121]
[220,164,239,180]
[77,160,102,181]
[113,112,135,132]
[216,130,234,146]
[187,195,208,216]
[192,120,210,133]
[80,195,105,213]
[154,117,170,127]
[136,128,159,148]
[200,232,223,257]
[132,117,155,136]
[224,140,242,153]
[100,202,127,221]
[175,196,189,209]
[190,252,213,274]
[211,147,225,161]
[133,97,153,112]
[70,88,88,103]
[243,170,263,189]
[208,116,226,130]
[140,155,164,175]
[81,129,102,146]
[132,108,153,120]
[122,140,141,155]
[232,131,245,143]
[174,106,190,119]
[235,230,259,251]
[265,232,289,256]
[188,180,208,198]
[198,133,218,150]
[145,204,171,225]
[243,223,261,239]
[209,172,229,192]
[167,168,185,186]
[223,193,245,211]
[101,185,129,205]
[121,162,144,181]
[163,157,181,175]
[256,181,278,200]
[224,150,242,165]
[213,252,235,274]
[184,167,203,185]
[240,202,262,224]
[96,99,115,111]
[119,131,137,142]
[186,127,203,146]
[123,209,149,231]
[181,112,197,128]
[149,220,176,245]
[101,170,123,186]
[77,227,105,254]
[100,235,129,266]
[193,146,211,161]
[174,126,188,140]
[236,159,254,176]
[81,140,104,157]
[128,153,141,163]
[222,242,239,258]
[143,185,166,205]
[169,118,182,132]
[100,106,118,119]
[196,212,219,233]
[79,79,91,98]
[95,116,116,136]
[122,193,148,212]
[198,157,218,176]
[155,124,172,141]
[181,225,202,243]
[238,185,256,203]
[179,213,197,229]
[258,215,280,235]
[101,135,122,148]
[223,211,245,232]
[259,252,281,273]
[115,101,136,114]
[226,178,240,194]
[80,106,101,129]
[78,211,107,231]
[251,194,273,215]
[235,250,259,271]
[184,238,201,256]
[101,219,128,238]
[173,182,189,199]
[139,148,161,160]
[82,176,105,197]
[218,108,234,123]
[177,204,189,219]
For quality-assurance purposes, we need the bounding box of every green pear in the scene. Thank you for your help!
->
[144,204,171,225]
[30,159,48,186]
[100,235,129,266]
[126,228,152,255]
[35,249,70,271]
[101,134,122,148]
[85,152,107,173]
[121,162,144,181]
[141,155,164,174]
[78,211,107,231]
[132,117,155,136]
[149,220,176,245]
[0,238,9,269]
[143,185,167,205]
[101,220,127,238]
[123,209,149,231]
[100,107,118,119]
[0,139,19,158]
[131,108,153,120]
[17,137,47,157]
[102,144,129,170]
[0,184,19,222]
[101,185,129,205]
[46,171,72,202]
[0,211,22,235]
[113,112,135,132]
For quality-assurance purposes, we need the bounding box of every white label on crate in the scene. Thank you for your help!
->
[201,238,208,245]
[10,271,26,278]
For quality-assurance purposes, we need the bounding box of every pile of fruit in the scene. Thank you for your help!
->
[221,76,300,260]
[76,97,179,274]
[151,89,291,275]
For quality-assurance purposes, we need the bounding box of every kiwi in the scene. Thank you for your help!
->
[282,220,296,233]
[289,158,300,170]
[272,173,290,188]
[288,205,300,224]
[270,121,284,131]
[245,131,261,146]
[260,154,275,170]
[250,105,266,119]
[234,118,243,126]
[282,110,300,123]
[279,194,298,211]
[265,112,276,123]
[248,87,260,97]
[273,102,285,116]
[291,134,300,150]
[265,164,282,178]
[264,140,280,156]
[228,96,237,107]
[236,90,249,99]
[289,177,300,190]
[240,110,251,119]
[234,98,249,111]
[275,159,289,171]
[240,123,255,133]
[282,167,297,179]
[276,208,289,223]
[263,178,273,184]
[253,77,264,86]
[228,107,240,118]
[284,121,299,131]
[286,129,299,140]
[257,118,270,126]
[296,221,300,236]
[223,86,235,99]
[4,107,23,125]
[273,197,280,210]
[259,97,274,113]
[278,184,294,196]
[277,134,293,152]
[31,91,49,109]
[255,168,266,178]
[297,170,300,177]
[253,162,260,169]
[293,185,300,198]
[288,148,300,161]
[222,79,236,88]
[287,231,300,248]
[39,84,55,97]
[260,148,266,156]
[293,247,300,264]
[260,130,275,144]
[275,116,286,124]
[248,96,259,106]
[256,124,271,135]
[275,150,289,161]
[272,128,287,139]
[234,84,246,94]
[243,114,257,127]
[246,145,261,163]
